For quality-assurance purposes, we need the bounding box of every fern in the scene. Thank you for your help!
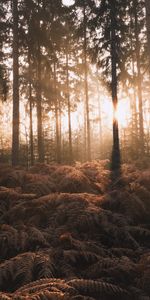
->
[68,279,129,299]
[0,294,11,300]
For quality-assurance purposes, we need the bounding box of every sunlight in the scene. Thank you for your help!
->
[62,0,74,6]
[61,103,84,132]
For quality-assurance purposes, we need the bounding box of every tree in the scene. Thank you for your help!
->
[0,1,8,102]
[110,0,120,170]
[87,0,129,169]
[145,0,150,73]
[12,0,20,166]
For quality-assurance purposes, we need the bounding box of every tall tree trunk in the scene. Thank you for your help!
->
[58,96,62,159]
[134,0,144,154]
[54,62,61,163]
[83,3,91,161]
[110,0,121,170]
[130,16,138,155]
[28,47,34,166]
[37,40,44,162]
[145,0,150,73]
[36,0,44,163]
[66,44,73,163]
[96,73,103,157]
[12,0,19,166]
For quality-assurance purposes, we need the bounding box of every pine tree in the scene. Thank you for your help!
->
[87,0,129,169]
[12,0,20,166]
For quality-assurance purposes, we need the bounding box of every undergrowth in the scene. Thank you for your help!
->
[0,161,150,299]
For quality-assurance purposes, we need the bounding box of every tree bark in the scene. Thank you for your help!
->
[37,40,44,162]
[36,1,44,163]
[66,43,73,163]
[110,0,121,170]
[12,0,19,166]
[83,2,91,161]
[28,47,34,166]
[145,0,150,72]
[54,62,61,163]
[134,0,144,154]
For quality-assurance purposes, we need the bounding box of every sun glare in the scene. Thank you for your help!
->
[62,0,74,6]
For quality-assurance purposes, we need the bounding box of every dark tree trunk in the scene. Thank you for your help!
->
[12,0,19,166]
[134,0,144,154]
[96,74,103,157]
[83,3,91,161]
[110,0,121,170]
[66,44,73,163]
[28,48,34,166]
[130,17,138,155]
[37,41,44,162]
[145,0,150,73]
[54,62,61,163]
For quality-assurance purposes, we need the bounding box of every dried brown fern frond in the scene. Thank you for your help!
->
[63,250,99,267]
[0,252,35,292]
[84,257,117,279]
[101,190,147,223]
[68,279,129,299]
[16,278,67,293]
[28,290,68,300]
[0,224,50,259]
[23,180,56,197]
[51,166,77,182]
[126,226,150,247]
[0,170,26,188]
[29,163,58,175]
[16,278,75,298]
[0,251,55,292]
[58,170,95,194]
[0,293,11,300]
[0,224,28,259]
[33,252,55,279]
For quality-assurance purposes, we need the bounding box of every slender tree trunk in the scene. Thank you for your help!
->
[96,74,103,157]
[83,3,91,161]
[134,0,144,154]
[130,17,138,155]
[145,0,150,73]
[28,48,34,166]
[58,96,62,159]
[54,62,61,163]
[12,0,19,166]
[83,95,87,162]
[37,40,44,162]
[66,44,73,163]
[110,0,121,170]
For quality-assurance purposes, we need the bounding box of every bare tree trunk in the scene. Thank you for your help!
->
[66,44,73,163]
[134,0,144,154]
[36,0,44,163]
[96,73,103,157]
[83,3,91,161]
[58,96,62,159]
[110,0,121,170]
[54,62,61,163]
[130,17,138,155]
[37,40,44,162]
[28,49,34,166]
[145,0,150,72]
[12,0,19,166]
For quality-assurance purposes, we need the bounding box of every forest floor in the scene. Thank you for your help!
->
[0,160,150,300]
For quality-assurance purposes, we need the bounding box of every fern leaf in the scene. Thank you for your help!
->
[68,279,129,299]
